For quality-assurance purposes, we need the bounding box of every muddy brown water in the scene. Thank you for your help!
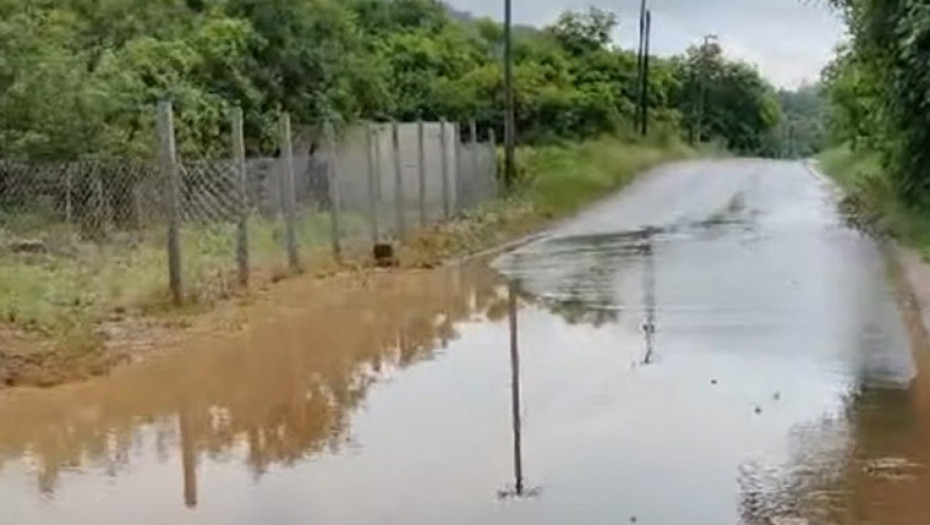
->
[1,160,929,523]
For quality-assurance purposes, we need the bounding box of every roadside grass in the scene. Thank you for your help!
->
[818,145,930,258]
[519,133,696,218]
[0,212,345,365]
[405,132,697,267]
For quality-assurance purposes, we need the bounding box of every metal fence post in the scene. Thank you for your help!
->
[157,100,183,305]
[417,118,427,227]
[64,165,73,231]
[440,118,450,220]
[279,112,300,273]
[94,171,106,235]
[392,121,406,241]
[133,183,143,229]
[366,123,379,243]
[324,121,342,262]
[231,107,249,287]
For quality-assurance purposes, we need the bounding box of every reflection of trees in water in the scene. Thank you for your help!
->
[0,261,510,499]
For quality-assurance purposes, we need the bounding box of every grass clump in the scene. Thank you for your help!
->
[818,145,930,258]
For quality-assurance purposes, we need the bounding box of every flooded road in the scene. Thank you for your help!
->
[1,159,928,523]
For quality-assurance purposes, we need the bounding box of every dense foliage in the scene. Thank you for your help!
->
[762,85,828,158]
[0,0,782,160]
[822,0,930,204]
[671,41,782,154]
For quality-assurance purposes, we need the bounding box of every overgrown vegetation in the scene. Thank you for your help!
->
[816,1,930,257]
[819,146,930,258]
[822,0,930,206]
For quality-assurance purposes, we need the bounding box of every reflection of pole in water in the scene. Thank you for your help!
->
[508,281,524,496]
[179,407,198,509]
[641,241,656,365]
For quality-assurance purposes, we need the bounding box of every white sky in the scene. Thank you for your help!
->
[446,0,847,89]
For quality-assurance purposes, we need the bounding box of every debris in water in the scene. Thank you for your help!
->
[773,392,781,401]
[754,406,763,415]
[630,516,638,523]
[711,379,718,385]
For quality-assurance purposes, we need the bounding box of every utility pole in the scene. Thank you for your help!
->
[503,0,516,189]
[696,34,717,143]
[635,0,647,132]
[640,11,652,136]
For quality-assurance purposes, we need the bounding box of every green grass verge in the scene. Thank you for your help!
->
[518,133,696,218]
[0,211,349,357]
[818,145,930,258]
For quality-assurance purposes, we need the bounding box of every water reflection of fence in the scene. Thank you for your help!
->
[0,261,506,502]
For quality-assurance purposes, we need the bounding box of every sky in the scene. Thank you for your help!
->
[446,0,847,89]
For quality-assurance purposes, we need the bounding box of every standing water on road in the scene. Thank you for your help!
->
[1,160,928,524]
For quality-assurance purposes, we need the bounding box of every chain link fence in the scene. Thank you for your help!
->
[0,102,499,324]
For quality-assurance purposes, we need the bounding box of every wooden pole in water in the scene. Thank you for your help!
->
[179,406,198,509]
[508,282,524,496]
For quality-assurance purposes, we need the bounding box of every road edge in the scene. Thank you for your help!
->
[805,159,930,352]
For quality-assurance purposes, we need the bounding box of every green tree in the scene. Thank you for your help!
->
[673,42,781,154]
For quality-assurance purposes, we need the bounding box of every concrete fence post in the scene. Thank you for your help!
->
[231,107,249,287]
[374,125,384,202]
[454,122,463,214]
[157,100,182,305]
[279,112,300,273]
[440,118,450,220]
[470,119,479,207]
[417,118,427,227]
[489,127,499,198]
[324,120,342,262]
[366,123,380,243]
[392,121,406,241]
